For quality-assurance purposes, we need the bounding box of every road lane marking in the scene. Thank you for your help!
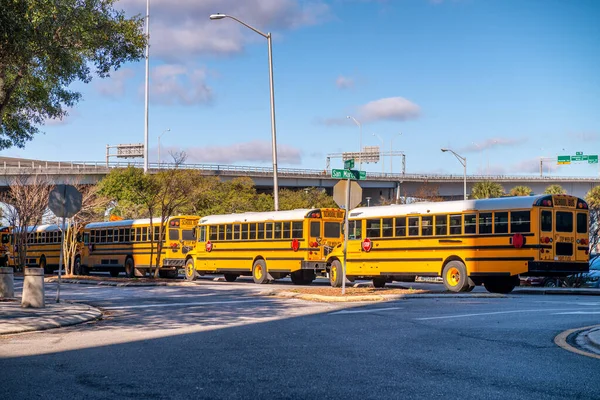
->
[102,299,273,310]
[330,307,402,315]
[554,325,600,360]
[415,308,573,321]
[553,311,600,315]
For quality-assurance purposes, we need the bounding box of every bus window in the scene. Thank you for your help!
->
[435,215,447,235]
[366,219,380,238]
[494,212,508,234]
[100,230,107,243]
[169,228,179,241]
[142,227,149,241]
[510,211,530,233]
[218,225,225,241]
[234,224,241,240]
[265,223,273,239]
[292,222,303,238]
[449,215,462,235]
[153,226,159,241]
[324,222,341,238]
[421,216,433,236]
[273,223,282,239]
[465,214,477,234]
[199,226,206,242]
[282,222,291,239]
[209,226,218,241]
[479,213,492,234]
[182,228,195,241]
[395,217,406,237]
[83,232,90,245]
[577,213,588,234]
[124,228,130,242]
[349,220,362,239]
[310,221,320,237]
[541,211,552,232]
[382,218,393,238]
[258,223,265,239]
[136,228,141,242]
[408,217,419,236]
[556,212,573,232]
[226,225,233,240]
[107,229,113,243]
[241,224,249,240]
[249,223,257,240]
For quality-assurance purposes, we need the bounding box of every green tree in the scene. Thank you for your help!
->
[278,188,337,210]
[470,181,504,199]
[0,1,145,149]
[509,185,533,196]
[585,186,600,252]
[544,184,567,195]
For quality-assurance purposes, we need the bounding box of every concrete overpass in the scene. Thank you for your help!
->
[0,157,598,204]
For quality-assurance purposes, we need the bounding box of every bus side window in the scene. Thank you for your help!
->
[510,211,530,233]
[218,225,225,241]
[449,215,462,235]
[382,218,393,237]
[494,212,508,234]
[395,217,406,237]
[83,233,89,245]
[464,214,477,234]
[209,226,218,241]
[479,213,492,234]
[1,235,9,244]
[421,216,433,236]
[136,227,141,242]
[225,225,233,240]
[199,226,206,242]
[282,222,291,239]
[435,215,447,235]
[266,223,274,239]
[541,211,552,232]
[257,223,265,240]
[234,224,241,240]
[292,222,303,239]
[249,223,257,240]
[349,220,362,240]
[408,217,419,236]
[241,224,248,240]
[274,223,282,239]
[366,219,380,238]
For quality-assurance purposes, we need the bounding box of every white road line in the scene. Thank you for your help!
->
[102,299,273,310]
[330,307,402,315]
[415,308,574,321]
[553,311,600,315]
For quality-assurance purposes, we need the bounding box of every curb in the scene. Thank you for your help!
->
[585,327,600,352]
[513,288,600,296]
[44,278,197,287]
[0,302,103,335]
[261,290,505,302]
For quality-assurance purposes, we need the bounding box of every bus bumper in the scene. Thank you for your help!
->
[525,261,589,277]
[301,261,328,271]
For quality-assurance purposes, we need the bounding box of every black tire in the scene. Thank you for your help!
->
[185,258,196,281]
[73,257,82,276]
[484,278,517,294]
[252,259,269,284]
[373,277,386,288]
[329,259,343,288]
[109,270,120,277]
[224,273,238,282]
[442,260,470,292]
[543,279,558,288]
[291,271,313,285]
[124,257,135,278]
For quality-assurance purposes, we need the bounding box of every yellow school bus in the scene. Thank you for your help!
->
[0,226,13,268]
[83,215,199,278]
[184,208,345,284]
[19,224,68,274]
[326,194,590,293]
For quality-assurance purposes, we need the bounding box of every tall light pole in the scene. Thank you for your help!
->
[390,132,402,173]
[210,13,280,211]
[372,133,384,173]
[346,115,362,169]
[441,148,467,200]
[143,0,150,173]
[158,128,170,168]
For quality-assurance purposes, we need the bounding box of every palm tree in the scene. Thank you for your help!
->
[470,181,504,199]
[509,186,532,196]
[585,186,600,253]
[544,184,566,195]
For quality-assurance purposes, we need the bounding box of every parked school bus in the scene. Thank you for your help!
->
[184,208,345,284]
[83,215,199,277]
[0,226,12,267]
[326,194,590,293]
[19,224,77,274]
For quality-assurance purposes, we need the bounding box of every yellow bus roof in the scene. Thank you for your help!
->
[86,215,198,229]
[199,209,330,225]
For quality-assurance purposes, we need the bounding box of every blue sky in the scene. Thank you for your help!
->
[4,0,600,177]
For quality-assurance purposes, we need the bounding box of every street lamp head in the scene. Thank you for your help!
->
[441,148,448,152]
[209,13,226,20]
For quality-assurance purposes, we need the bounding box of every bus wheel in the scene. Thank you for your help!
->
[109,270,120,277]
[484,277,516,294]
[185,259,196,282]
[73,257,82,275]
[329,260,343,288]
[373,277,386,288]
[442,260,469,292]
[252,259,269,284]
[224,273,238,282]
[124,258,135,278]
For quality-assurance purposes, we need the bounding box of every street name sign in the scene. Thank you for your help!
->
[344,159,355,169]
[331,169,366,180]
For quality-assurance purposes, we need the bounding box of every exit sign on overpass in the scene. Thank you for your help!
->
[558,154,598,165]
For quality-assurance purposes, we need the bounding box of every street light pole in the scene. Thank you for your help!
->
[210,13,280,211]
[143,0,150,173]
[158,128,170,169]
[372,133,384,173]
[347,116,362,169]
[441,148,467,200]
[390,132,402,173]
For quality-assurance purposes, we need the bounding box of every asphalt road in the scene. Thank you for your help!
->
[1,279,600,399]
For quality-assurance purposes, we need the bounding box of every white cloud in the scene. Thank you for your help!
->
[357,97,420,122]
[336,76,354,89]
[149,64,213,105]
[178,140,302,164]
[119,0,330,60]
[95,68,135,98]
[462,137,527,153]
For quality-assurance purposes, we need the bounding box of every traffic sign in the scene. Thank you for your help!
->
[557,155,571,165]
[344,159,355,169]
[333,180,362,209]
[331,169,366,180]
[576,151,583,156]
[558,154,598,165]
[589,155,599,164]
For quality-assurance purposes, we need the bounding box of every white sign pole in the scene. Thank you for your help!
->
[341,177,351,295]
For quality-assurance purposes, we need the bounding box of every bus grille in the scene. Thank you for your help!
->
[556,242,573,256]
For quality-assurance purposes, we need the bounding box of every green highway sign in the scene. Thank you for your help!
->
[589,155,598,164]
[344,159,355,169]
[332,168,366,180]
[557,155,571,165]
[576,151,583,156]
[557,154,598,165]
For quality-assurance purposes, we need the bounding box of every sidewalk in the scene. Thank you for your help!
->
[0,299,102,335]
